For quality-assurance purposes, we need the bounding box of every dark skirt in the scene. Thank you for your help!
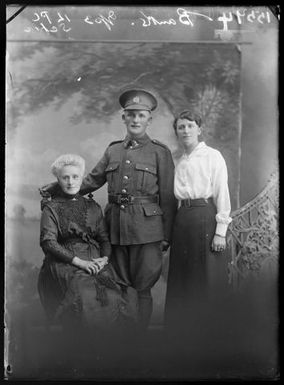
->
[38,256,138,332]
[164,201,229,330]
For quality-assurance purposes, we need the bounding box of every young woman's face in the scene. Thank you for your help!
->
[175,118,201,148]
[122,110,152,138]
[57,165,83,195]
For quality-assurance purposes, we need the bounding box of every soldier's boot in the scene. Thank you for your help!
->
[137,289,153,331]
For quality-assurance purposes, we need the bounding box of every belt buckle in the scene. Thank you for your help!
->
[120,194,133,205]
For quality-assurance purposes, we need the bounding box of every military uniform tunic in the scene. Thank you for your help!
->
[80,134,177,246]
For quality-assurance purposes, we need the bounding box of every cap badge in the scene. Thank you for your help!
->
[133,96,140,103]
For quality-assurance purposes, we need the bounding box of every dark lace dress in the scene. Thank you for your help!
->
[38,192,138,331]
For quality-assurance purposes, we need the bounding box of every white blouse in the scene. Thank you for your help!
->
[174,142,232,237]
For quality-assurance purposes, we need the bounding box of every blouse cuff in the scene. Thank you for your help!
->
[215,222,228,237]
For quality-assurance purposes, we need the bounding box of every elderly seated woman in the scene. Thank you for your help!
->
[38,154,137,333]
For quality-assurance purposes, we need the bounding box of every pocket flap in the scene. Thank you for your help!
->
[135,163,157,174]
[143,204,163,216]
[106,162,119,172]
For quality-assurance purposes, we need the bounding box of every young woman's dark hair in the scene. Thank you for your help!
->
[173,110,202,134]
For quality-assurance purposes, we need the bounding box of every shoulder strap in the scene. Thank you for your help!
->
[108,140,123,147]
[151,139,170,150]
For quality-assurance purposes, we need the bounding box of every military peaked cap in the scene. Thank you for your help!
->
[119,89,158,111]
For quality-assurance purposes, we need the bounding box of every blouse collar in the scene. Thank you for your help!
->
[182,141,206,159]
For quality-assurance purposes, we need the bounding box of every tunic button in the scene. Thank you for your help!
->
[120,205,125,209]
[126,160,131,164]
[145,167,149,171]
[122,189,127,193]
[123,175,129,180]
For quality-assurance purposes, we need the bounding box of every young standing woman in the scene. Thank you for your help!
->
[164,111,232,333]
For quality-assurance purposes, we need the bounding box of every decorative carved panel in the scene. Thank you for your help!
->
[227,170,279,289]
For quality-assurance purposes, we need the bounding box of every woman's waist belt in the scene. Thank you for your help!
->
[108,194,159,205]
[180,197,214,207]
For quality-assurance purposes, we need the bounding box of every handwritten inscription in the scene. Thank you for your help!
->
[25,10,71,33]
[139,9,213,27]
[23,8,272,35]
[218,9,271,31]
[84,10,116,31]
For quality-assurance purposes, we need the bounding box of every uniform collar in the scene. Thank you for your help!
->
[123,134,151,148]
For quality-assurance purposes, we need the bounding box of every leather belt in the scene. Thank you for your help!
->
[108,194,159,205]
[180,197,214,207]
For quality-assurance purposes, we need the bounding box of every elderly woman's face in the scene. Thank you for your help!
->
[57,165,83,195]
[176,118,201,148]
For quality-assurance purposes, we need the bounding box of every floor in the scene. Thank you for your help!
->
[6,317,278,381]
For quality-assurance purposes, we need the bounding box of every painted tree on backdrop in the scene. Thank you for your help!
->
[7,42,241,207]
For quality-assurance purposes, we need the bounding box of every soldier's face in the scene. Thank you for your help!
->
[122,110,152,138]
[57,165,83,195]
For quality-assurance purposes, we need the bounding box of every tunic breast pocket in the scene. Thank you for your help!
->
[105,162,120,193]
[135,163,157,193]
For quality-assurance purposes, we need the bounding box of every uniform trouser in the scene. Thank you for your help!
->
[111,242,162,330]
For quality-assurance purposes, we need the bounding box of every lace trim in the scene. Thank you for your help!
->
[55,198,87,236]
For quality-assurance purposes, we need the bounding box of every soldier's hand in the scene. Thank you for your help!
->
[39,181,58,197]
[160,240,170,253]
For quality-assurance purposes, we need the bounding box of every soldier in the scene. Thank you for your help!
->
[40,89,177,331]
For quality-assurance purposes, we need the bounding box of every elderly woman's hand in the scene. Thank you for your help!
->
[72,257,100,275]
[91,256,109,272]
[211,234,226,253]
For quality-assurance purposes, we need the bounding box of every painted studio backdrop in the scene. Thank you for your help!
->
[5,5,278,380]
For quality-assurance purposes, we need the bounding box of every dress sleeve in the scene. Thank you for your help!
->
[40,205,75,263]
[94,206,112,258]
[211,152,232,237]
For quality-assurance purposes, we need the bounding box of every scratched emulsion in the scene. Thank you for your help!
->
[6,5,278,380]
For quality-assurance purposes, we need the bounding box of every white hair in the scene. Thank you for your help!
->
[51,154,85,177]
